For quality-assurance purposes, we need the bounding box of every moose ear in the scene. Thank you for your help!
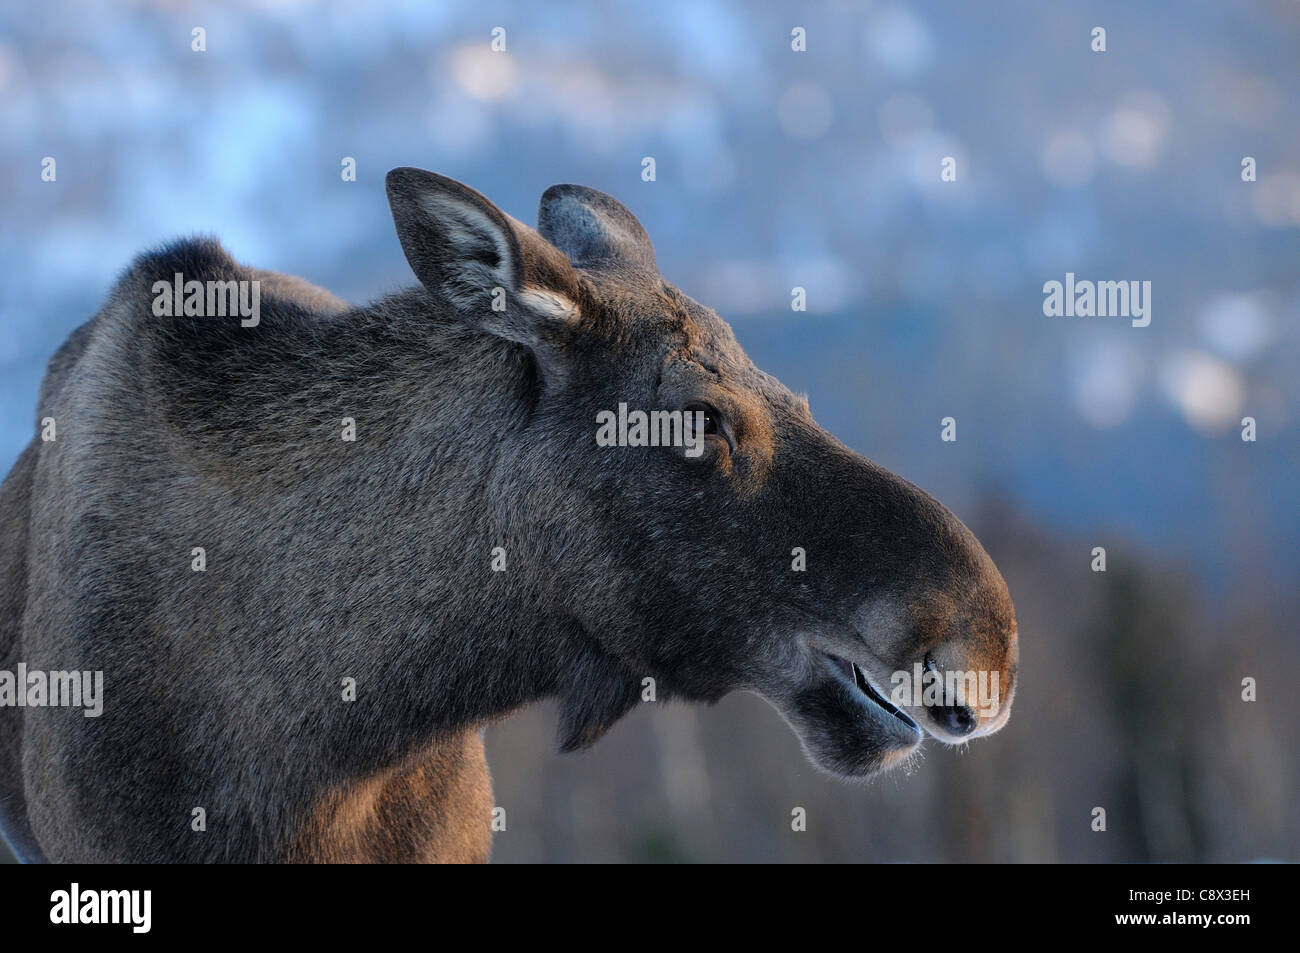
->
[538,184,657,271]
[386,167,580,349]
[387,167,524,303]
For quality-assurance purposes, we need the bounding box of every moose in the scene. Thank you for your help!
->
[0,168,1017,863]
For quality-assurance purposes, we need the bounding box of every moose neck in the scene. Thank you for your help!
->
[213,289,638,811]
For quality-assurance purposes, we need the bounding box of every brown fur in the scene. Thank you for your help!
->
[284,732,493,864]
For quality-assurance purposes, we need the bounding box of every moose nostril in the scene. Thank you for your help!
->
[932,703,977,736]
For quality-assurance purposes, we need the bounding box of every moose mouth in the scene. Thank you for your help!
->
[821,652,918,732]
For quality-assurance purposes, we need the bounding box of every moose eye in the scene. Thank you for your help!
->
[682,403,720,437]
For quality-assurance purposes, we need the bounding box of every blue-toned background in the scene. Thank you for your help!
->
[2,0,1296,862]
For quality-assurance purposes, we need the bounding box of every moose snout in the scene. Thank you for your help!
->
[916,617,1018,743]
[834,544,1018,747]
[852,516,1018,744]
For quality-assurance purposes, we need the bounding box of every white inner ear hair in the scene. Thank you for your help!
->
[518,288,580,323]
[418,194,516,286]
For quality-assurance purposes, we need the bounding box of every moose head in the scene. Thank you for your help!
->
[386,167,1019,778]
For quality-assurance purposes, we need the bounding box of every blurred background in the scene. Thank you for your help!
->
[1,0,1297,862]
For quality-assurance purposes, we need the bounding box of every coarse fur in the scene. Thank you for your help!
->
[0,169,1017,863]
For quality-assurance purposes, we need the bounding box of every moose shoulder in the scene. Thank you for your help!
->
[0,169,1017,863]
